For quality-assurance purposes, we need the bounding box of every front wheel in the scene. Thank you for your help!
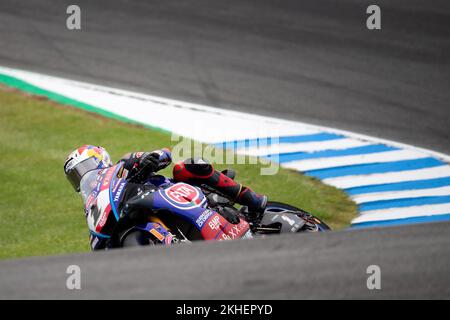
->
[262,201,331,233]
[120,229,158,248]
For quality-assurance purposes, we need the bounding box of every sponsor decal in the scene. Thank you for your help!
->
[113,181,126,202]
[200,214,227,240]
[112,178,121,192]
[281,215,296,226]
[219,220,250,241]
[160,183,205,210]
[200,215,251,241]
[96,209,108,229]
[196,209,215,228]
[150,228,165,242]
[219,233,232,241]
[208,215,222,231]
[95,204,111,232]
[166,183,199,204]
[165,234,174,244]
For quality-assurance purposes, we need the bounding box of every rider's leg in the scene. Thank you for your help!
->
[172,158,267,215]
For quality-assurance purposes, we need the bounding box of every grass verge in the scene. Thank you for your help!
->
[0,85,357,259]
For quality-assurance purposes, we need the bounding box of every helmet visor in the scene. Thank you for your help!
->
[65,156,101,192]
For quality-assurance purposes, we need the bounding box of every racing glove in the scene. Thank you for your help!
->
[122,149,172,183]
[129,152,160,182]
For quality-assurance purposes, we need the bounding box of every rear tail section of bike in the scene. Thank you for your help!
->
[253,201,330,234]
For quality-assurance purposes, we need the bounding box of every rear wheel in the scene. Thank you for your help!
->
[265,201,331,232]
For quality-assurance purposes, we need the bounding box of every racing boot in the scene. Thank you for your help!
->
[173,158,267,217]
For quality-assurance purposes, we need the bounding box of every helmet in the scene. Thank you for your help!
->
[64,145,113,192]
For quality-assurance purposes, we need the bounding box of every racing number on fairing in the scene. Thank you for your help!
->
[89,205,101,225]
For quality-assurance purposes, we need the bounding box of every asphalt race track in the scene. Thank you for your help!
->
[1,0,450,153]
[0,0,449,298]
[1,222,450,299]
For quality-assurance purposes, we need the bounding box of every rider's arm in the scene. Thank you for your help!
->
[118,149,172,182]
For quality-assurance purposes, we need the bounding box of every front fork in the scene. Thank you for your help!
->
[133,220,176,245]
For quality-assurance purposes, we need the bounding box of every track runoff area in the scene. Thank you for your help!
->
[2,65,450,228]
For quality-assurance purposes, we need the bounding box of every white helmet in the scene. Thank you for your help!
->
[63,145,113,192]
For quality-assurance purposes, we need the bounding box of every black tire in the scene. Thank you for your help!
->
[265,201,331,232]
[121,230,157,247]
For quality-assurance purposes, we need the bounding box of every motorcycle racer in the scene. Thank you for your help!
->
[63,145,267,250]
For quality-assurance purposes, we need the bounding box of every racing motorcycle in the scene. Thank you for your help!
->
[83,160,330,249]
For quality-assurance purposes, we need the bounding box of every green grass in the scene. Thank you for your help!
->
[0,86,357,259]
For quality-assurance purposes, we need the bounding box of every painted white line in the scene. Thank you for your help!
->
[352,186,450,204]
[324,166,450,189]
[282,149,428,172]
[0,66,318,143]
[352,203,450,224]
[1,65,450,162]
[237,138,371,157]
